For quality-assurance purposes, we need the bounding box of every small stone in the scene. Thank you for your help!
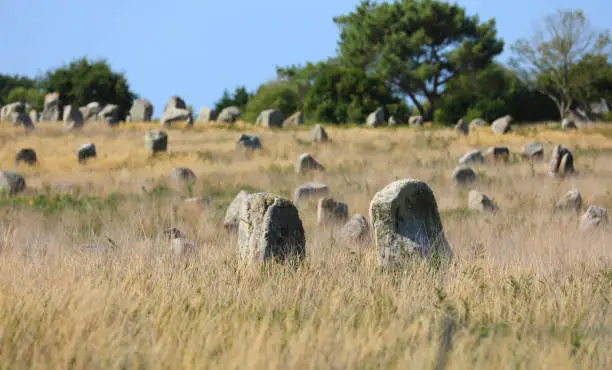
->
[484,146,510,163]
[293,183,329,204]
[455,119,468,135]
[491,115,512,134]
[0,171,26,195]
[236,134,262,150]
[197,107,216,123]
[452,166,477,186]
[217,106,240,123]
[295,153,325,174]
[311,124,328,143]
[521,142,544,159]
[170,167,196,184]
[555,189,582,212]
[470,118,487,127]
[458,150,485,165]
[366,108,385,127]
[283,111,304,126]
[144,130,168,155]
[468,190,498,212]
[317,197,349,226]
[256,109,284,128]
[562,118,577,130]
[224,190,251,232]
[388,116,398,126]
[15,148,37,166]
[78,143,96,163]
[579,205,608,231]
[342,214,370,243]
[409,116,424,126]
[548,145,575,178]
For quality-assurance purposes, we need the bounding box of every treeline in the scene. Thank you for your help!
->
[2,1,611,125]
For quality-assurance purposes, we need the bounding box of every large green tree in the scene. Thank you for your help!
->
[334,0,504,120]
[243,81,302,122]
[0,74,38,107]
[214,86,252,113]
[40,57,136,119]
[5,87,45,112]
[509,9,611,119]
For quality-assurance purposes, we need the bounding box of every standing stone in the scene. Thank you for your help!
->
[78,143,97,163]
[283,111,304,126]
[484,146,510,163]
[81,102,102,122]
[144,130,168,155]
[238,193,306,264]
[409,116,425,126]
[579,205,608,231]
[257,109,284,128]
[369,179,451,267]
[63,106,84,129]
[14,112,34,129]
[311,124,328,143]
[224,190,251,232]
[197,107,216,123]
[217,106,240,123]
[236,134,262,150]
[521,142,544,159]
[41,92,60,122]
[169,236,197,257]
[468,190,498,212]
[317,197,349,226]
[388,116,398,126]
[470,118,487,127]
[342,214,370,243]
[562,118,577,130]
[455,119,468,135]
[1,102,25,122]
[160,108,193,127]
[293,183,329,204]
[164,96,186,112]
[29,110,39,123]
[0,171,26,195]
[452,166,477,186]
[555,189,582,212]
[129,99,154,122]
[458,150,485,165]
[548,145,575,178]
[366,108,385,127]
[170,167,196,184]
[15,148,37,166]
[491,115,512,134]
[98,104,120,125]
[295,153,325,174]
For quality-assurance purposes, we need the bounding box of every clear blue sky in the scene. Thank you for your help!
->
[0,0,609,117]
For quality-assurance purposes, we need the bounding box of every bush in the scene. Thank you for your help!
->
[243,81,301,123]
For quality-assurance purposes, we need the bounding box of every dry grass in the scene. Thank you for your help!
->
[0,121,611,369]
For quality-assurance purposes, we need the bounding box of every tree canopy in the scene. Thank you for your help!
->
[334,0,504,120]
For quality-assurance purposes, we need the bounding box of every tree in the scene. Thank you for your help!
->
[434,63,557,124]
[40,57,136,120]
[334,0,503,120]
[214,86,252,112]
[509,9,611,119]
[0,74,38,107]
[243,81,301,122]
[6,87,45,112]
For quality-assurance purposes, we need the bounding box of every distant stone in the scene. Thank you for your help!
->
[63,105,84,129]
[317,197,349,226]
[78,143,97,163]
[170,167,196,184]
[455,119,468,135]
[224,190,251,232]
[170,237,197,257]
[217,106,240,123]
[555,189,582,212]
[129,99,154,122]
[562,118,577,130]
[548,145,575,178]
[366,108,385,127]
[311,124,328,143]
[29,110,39,123]
[164,96,186,112]
[369,179,451,267]
[470,118,487,127]
[0,171,26,195]
[81,102,101,122]
[159,227,184,239]
[41,92,60,122]
[491,115,512,134]
[236,134,262,150]
[484,146,510,163]
[144,130,168,155]
[160,107,192,127]
[197,107,216,123]
[238,193,306,264]
[579,205,608,231]
[409,115,424,126]
[283,111,304,126]
[14,112,34,130]
[388,116,398,126]
[98,104,120,125]
[1,102,26,122]
[468,190,498,212]
[342,214,370,243]
[256,109,284,128]
[15,148,37,166]
[521,142,544,159]
[295,153,325,174]
[458,150,485,165]
[293,183,329,204]
[452,166,477,186]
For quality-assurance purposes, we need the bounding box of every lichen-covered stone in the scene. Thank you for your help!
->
[468,190,498,212]
[579,205,608,231]
[317,197,349,226]
[342,214,370,243]
[521,142,544,159]
[293,183,329,204]
[295,153,325,174]
[369,179,451,267]
[283,111,304,126]
[238,193,305,264]
[555,189,582,212]
[217,106,240,123]
[224,190,251,232]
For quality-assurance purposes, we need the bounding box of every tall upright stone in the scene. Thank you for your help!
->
[144,130,168,155]
[366,108,385,127]
[369,179,451,267]
[197,107,216,123]
[311,124,328,143]
[548,145,575,178]
[63,105,84,129]
[129,99,154,122]
[491,115,512,134]
[257,109,284,128]
[238,193,306,264]
[98,104,120,125]
[41,92,60,122]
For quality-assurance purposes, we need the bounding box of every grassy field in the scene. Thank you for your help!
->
[0,121,611,369]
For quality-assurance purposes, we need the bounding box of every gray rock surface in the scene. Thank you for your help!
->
[283,111,304,126]
[458,150,485,165]
[78,143,97,163]
[555,189,582,212]
[0,171,26,195]
[580,205,608,231]
[197,107,216,123]
[98,104,120,125]
[224,190,251,232]
[455,119,468,135]
[521,142,544,159]
[129,99,154,122]
[548,145,575,178]
[236,134,262,150]
[409,116,424,126]
[491,115,512,134]
[484,146,510,163]
[256,109,284,128]
[144,130,168,155]
[295,153,325,174]
[317,197,349,226]
[468,190,498,212]
[452,166,477,186]
[63,105,84,129]
[41,92,61,122]
[15,148,37,166]
[217,106,240,123]
[366,108,385,128]
[311,124,328,143]
[342,214,370,243]
[293,183,329,204]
